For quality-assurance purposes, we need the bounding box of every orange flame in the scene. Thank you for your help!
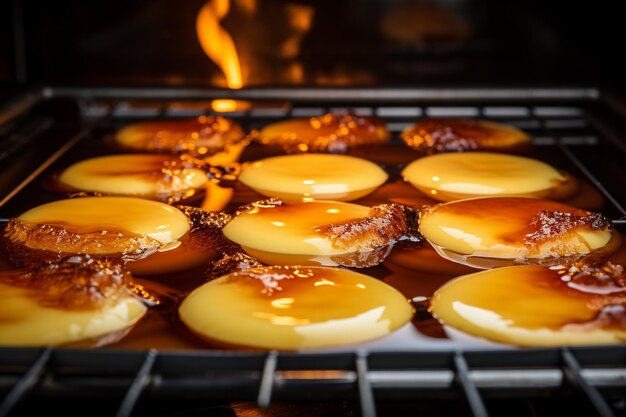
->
[196,0,243,89]
[196,0,314,103]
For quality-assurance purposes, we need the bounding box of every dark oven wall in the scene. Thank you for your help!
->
[6,0,624,89]
[1,1,18,88]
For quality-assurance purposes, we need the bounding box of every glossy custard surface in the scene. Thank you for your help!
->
[179,266,413,350]
[420,197,612,259]
[223,201,371,255]
[58,154,209,197]
[431,265,626,346]
[402,153,574,201]
[13,197,190,253]
[239,154,388,201]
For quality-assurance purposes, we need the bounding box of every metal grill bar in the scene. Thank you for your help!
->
[46,87,601,102]
[561,349,616,417]
[257,351,278,408]
[454,352,489,417]
[0,124,95,209]
[356,352,377,417]
[114,349,157,417]
[0,118,53,162]
[0,348,51,417]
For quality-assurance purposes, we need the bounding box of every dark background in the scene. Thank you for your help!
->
[0,0,624,92]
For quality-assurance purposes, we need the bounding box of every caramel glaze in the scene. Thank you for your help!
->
[381,261,455,339]
[609,235,626,265]
[5,221,160,267]
[178,266,414,351]
[424,197,612,253]
[222,199,422,269]
[385,241,477,276]
[402,118,532,155]
[114,116,245,155]
[432,198,595,238]
[51,155,208,204]
[432,264,626,337]
[0,164,622,350]
[0,255,133,311]
[255,113,390,154]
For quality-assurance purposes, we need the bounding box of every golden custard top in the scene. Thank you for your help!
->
[15,197,189,243]
[430,263,626,346]
[402,118,531,154]
[5,197,190,258]
[402,152,572,200]
[58,154,209,198]
[257,113,389,153]
[238,154,388,201]
[420,197,612,258]
[115,116,244,153]
[178,266,414,350]
[223,200,421,256]
[223,200,371,255]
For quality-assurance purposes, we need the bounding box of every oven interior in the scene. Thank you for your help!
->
[0,87,625,417]
[2,0,626,415]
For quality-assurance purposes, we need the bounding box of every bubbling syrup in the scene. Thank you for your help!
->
[402,119,531,155]
[178,266,414,350]
[430,264,626,346]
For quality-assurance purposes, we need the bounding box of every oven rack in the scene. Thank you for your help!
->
[0,87,626,416]
[1,346,626,417]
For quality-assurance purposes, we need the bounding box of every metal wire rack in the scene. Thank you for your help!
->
[0,87,625,417]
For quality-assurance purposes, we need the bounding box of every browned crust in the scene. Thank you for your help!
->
[524,210,611,247]
[318,203,422,252]
[257,113,389,153]
[4,219,161,267]
[175,205,233,251]
[561,260,626,295]
[224,265,312,295]
[208,201,422,277]
[115,116,245,155]
[402,118,530,154]
[0,255,135,311]
[234,197,284,217]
